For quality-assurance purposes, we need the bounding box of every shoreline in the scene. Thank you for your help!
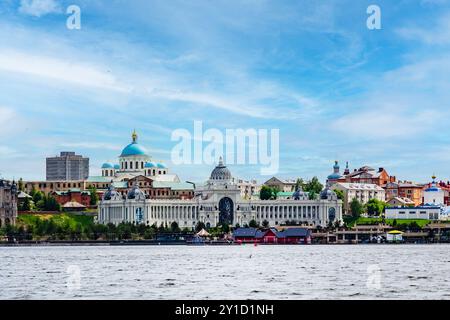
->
[0,241,445,247]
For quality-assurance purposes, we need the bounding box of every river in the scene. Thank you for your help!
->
[1,244,449,299]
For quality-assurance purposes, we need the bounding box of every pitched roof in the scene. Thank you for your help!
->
[62,201,86,208]
[233,228,258,237]
[233,227,310,239]
[278,228,311,238]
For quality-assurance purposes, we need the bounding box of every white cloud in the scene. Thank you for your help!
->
[331,107,436,139]
[58,142,122,151]
[18,0,62,17]
[0,107,15,127]
[396,12,450,45]
[0,50,131,92]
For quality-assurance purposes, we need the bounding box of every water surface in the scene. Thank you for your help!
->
[1,244,449,299]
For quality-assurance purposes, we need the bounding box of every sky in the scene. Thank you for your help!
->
[1,0,450,184]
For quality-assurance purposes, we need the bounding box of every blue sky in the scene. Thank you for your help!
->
[1,0,450,183]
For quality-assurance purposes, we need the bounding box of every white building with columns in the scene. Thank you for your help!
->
[98,158,343,229]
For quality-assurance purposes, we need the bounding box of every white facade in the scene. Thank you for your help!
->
[423,177,445,206]
[334,182,385,214]
[100,131,171,182]
[385,206,441,221]
[98,158,343,228]
[231,178,261,199]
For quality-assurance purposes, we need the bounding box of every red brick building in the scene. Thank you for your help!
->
[52,189,91,208]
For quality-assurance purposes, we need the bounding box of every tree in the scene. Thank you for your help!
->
[248,219,259,228]
[218,223,230,234]
[195,221,206,233]
[260,185,278,200]
[295,178,305,191]
[365,199,386,216]
[262,220,269,228]
[33,191,43,206]
[170,221,181,233]
[333,189,344,201]
[20,197,31,211]
[144,228,155,239]
[18,178,24,192]
[350,198,364,218]
[89,186,99,206]
[308,191,318,200]
[304,177,323,195]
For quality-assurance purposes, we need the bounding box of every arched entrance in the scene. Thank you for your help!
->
[328,207,336,222]
[219,197,234,226]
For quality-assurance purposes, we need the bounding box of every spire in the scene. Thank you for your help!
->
[132,130,138,143]
[218,156,224,166]
[344,161,350,175]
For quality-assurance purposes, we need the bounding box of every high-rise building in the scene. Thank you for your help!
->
[46,152,89,181]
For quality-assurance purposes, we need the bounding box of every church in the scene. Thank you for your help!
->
[98,157,343,229]
[91,131,194,200]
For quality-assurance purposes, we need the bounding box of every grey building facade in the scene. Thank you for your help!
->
[0,180,18,226]
[46,152,89,181]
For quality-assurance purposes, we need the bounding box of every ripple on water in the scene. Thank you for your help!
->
[1,245,450,299]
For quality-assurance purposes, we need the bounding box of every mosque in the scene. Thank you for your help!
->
[98,157,343,229]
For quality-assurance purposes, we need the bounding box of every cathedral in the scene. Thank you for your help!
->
[98,157,343,229]
[90,131,194,200]
[100,130,171,181]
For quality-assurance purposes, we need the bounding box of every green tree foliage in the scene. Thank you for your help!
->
[259,185,279,200]
[248,219,259,228]
[303,177,323,194]
[308,191,318,200]
[170,221,181,233]
[365,199,386,216]
[216,223,230,234]
[19,197,31,211]
[333,189,345,200]
[350,198,364,218]
[88,186,99,206]
[295,178,305,191]
[32,190,43,206]
[262,220,269,228]
[31,192,61,211]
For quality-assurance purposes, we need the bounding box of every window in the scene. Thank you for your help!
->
[399,211,406,214]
